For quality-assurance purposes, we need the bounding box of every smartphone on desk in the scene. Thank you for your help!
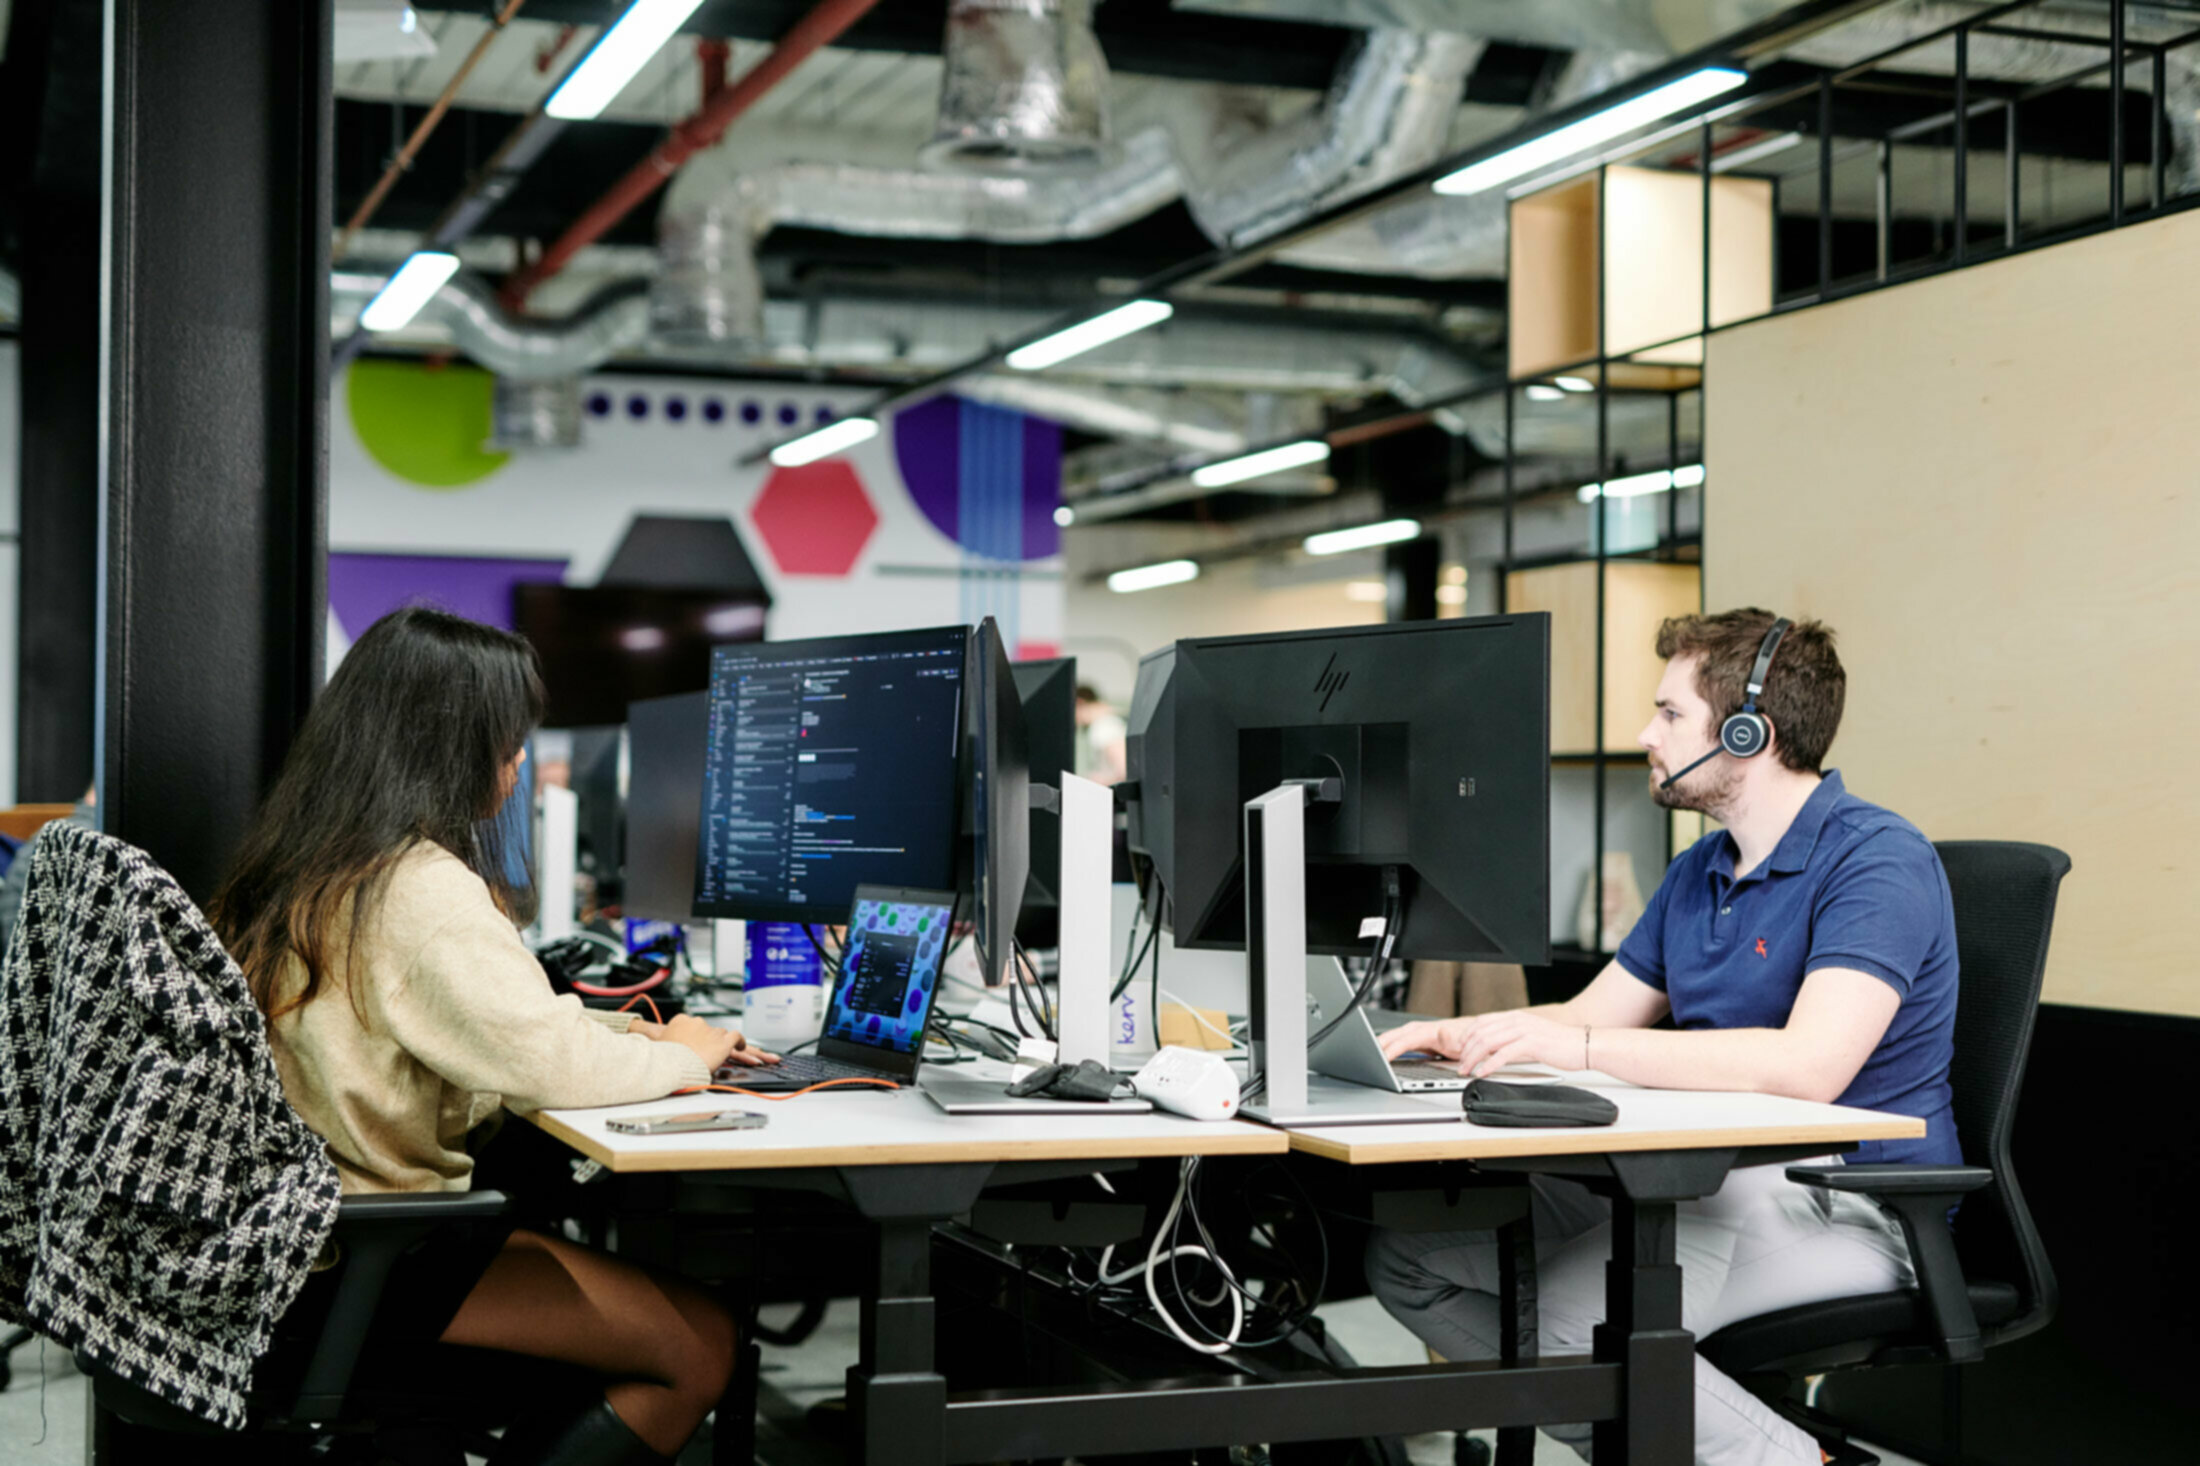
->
[606,1109,769,1135]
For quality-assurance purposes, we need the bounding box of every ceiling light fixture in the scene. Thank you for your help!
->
[1006,299,1174,371]
[358,250,460,331]
[1192,439,1330,489]
[1305,518,1421,556]
[1711,130,1803,173]
[1107,559,1200,594]
[1432,66,1749,197]
[1554,375,1596,393]
[768,416,879,467]
[1053,505,1076,527]
[1523,384,1566,402]
[545,0,708,121]
[1578,463,1706,502]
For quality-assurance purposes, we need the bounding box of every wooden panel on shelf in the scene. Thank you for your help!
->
[0,804,77,842]
[1601,166,1776,359]
[1607,361,1703,392]
[1508,175,1599,380]
[1507,560,1703,753]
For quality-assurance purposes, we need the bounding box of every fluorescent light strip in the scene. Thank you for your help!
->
[1107,559,1199,594]
[1433,67,1749,198]
[1304,518,1421,557]
[545,0,707,121]
[1192,439,1330,489]
[1006,299,1174,371]
[1554,376,1596,393]
[769,416,879,467]
[1711,130,1803,174]
[358,251,461,332]
[1577,463,1705,502]
[1523,384,1566,402]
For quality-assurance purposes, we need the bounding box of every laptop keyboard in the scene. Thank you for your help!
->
[1390,1058,1467,1084]
[716,1052,898,1088]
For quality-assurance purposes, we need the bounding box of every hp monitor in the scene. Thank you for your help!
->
[623,690,707,921]
[1010,656,1075,944]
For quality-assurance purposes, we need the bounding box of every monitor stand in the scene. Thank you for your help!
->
[1236,782,1456,1128]
[1052,773,1114,1069]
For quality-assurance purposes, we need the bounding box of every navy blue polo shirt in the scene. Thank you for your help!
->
[1614,770,1960,1166]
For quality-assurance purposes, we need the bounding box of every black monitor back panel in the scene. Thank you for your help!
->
[1134,615,1550,965]
[1011,656,1075,922]
[624,690,707,922]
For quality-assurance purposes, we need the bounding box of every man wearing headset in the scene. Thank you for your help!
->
[1367,608,1960,1466]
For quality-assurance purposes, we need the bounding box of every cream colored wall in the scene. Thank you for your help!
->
[1705,209,2200,1017]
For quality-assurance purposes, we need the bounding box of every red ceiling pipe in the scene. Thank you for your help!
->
[500,0,883,309]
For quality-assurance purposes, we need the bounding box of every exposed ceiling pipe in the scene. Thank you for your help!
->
[335,0,529,262]
[499,0,886,311]
[925,0,1115,173]
[331,265,1490,403]
[1176,29,1485,249]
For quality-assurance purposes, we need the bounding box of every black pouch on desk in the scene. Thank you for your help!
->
[1461,1079,1619,1127]
[1007,1058,1135,1102]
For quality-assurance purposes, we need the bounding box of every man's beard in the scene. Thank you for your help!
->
[1650,757,1740,819]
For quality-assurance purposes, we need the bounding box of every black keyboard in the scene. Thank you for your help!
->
[715,1052,898,1089]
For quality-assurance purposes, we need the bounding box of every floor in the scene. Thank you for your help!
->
[1,1297,1929,1466]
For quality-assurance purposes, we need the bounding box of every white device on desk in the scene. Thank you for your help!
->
[1130,1047,1241,1121]
[1052,772,1116,1068]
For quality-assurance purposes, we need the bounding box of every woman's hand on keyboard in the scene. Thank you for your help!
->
[635,1014,779,1070]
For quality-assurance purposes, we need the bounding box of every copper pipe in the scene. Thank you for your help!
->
[498,0,883,310]
[335,0,530,262]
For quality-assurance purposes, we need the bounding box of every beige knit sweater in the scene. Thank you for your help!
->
[267,842,710,1194]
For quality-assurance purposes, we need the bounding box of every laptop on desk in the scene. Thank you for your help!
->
[717,885,954,1092]
[1307,959,1474,1094]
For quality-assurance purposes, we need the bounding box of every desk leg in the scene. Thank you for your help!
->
[1495,1213,1538,1466]
[848,1216,946,1466]
[1590,1194,1691,1466]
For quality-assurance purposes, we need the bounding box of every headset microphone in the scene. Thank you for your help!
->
[1658,617,1793,792]
[1659,746,1724,791]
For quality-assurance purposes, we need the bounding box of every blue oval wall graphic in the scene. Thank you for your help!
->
[893,396,1062,562]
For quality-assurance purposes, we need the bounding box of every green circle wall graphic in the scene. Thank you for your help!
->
[346,359,512,489]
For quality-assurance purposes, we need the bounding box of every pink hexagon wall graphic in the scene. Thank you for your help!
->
[750,460,879,576]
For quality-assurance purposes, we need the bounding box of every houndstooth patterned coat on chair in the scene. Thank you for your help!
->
[0,822,340,1429]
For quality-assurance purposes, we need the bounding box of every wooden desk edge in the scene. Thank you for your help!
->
[1287,1116,1928,1165]
[526,1109,1290,1172]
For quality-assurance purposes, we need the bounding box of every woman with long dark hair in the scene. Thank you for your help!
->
[213,606,768,1466]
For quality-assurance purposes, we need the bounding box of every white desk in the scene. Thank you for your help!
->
[527,1080,1286,1173]
[1285,1072,1926,1164]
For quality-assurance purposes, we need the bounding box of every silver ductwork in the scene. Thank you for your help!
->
[925,0,1115,173]
[1178,29,1485,248]
[653,126,1181,344]
[336,269,654,382]
[333,266,1488,402]
[491,377,586,451]
[1269,49,1662,279]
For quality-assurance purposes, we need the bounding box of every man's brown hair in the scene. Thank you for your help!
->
[1654,608,1846,773]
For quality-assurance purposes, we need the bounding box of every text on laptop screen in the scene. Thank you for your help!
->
[825,894,953,1055]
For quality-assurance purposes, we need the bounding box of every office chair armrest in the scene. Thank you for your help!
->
[1785,1164,1990,1197]
[291,1190,517,1419]
[1787,1165,1989,1364]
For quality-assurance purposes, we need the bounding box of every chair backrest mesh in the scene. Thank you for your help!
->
[1934,840,2069,1336]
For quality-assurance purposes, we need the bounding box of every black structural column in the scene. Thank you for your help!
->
[100,0,332,899]
[9,0,103,801]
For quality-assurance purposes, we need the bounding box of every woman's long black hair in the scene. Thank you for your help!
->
[210,606,546,1021]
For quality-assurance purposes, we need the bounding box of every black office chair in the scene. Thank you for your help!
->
[1698,840,2069,1464]
[83,1190,569,1465]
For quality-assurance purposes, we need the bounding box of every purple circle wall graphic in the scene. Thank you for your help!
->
[893,396,1062,562]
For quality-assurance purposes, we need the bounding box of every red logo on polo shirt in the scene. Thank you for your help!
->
[1755,938,1768,958]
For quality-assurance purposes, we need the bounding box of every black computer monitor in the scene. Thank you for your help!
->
[964,619,1030,985]
[623,690,707,922]
[1126,615,1550,964]
[1010,655,1075,945]
[690,626,967,923]
[512,583,768,728]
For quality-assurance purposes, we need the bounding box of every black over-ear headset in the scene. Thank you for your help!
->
[1660,616,1792,790]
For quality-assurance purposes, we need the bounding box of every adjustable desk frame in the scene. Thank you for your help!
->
[586,1142,1848,1466]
